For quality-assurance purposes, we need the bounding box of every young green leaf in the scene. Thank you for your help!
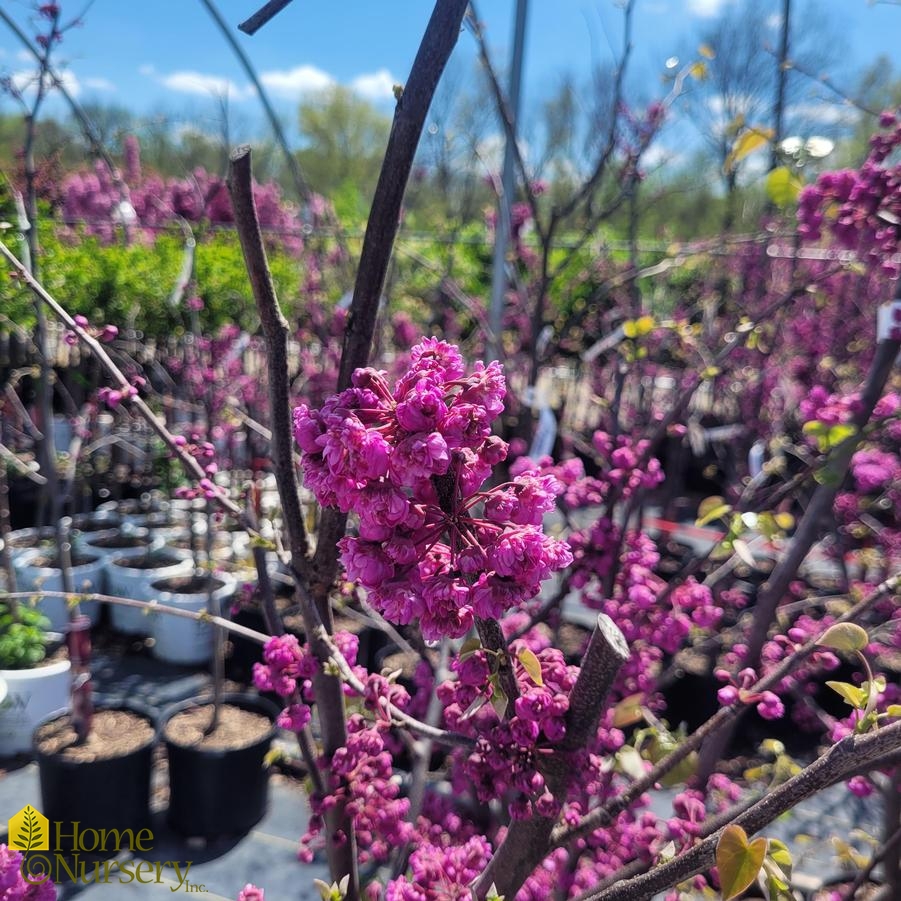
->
[517,647,544,686]
[825,680,867,709]
[716,825,768,901]
[817,622,869,653]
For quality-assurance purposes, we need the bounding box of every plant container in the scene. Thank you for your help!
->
[104,550,192,636]
[162,693,279,837]
[33,701,157,849]
[150,573,236,666]
[12,550,103,630]
[0,657,70,756]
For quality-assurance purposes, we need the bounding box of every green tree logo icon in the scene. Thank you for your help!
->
[8,805,49,852]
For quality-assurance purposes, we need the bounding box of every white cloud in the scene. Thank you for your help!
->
[83,76,115,92]
[160,70,251,99]
[10,68,80,98]
[789,101,855,127]
[641,143,683,170]
[688,0,733,17]
[16,49,32,63]
[351,68,397,103]
[138,64,155,77]
[259,64,334,97]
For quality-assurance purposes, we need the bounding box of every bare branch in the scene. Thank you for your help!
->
[238,0,295,34]
[472,615,629,900]
[583,720,901,901]
[227,145,309,562]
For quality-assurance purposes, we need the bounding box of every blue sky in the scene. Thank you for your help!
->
[1,0,900,143]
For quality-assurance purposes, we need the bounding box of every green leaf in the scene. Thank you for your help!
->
[716,825,768,901]
[827,423,857,447]
[767,838,792,875]
[517,647,544,686]
[696,496,731,527]
[825,680,867,709]
[689,61,708,80]
[612,693,645,728]
[724,128,774,172]
[766,166,803,208]
[458,637,482,661]
[490,689,509,719]
[817,623,869,652]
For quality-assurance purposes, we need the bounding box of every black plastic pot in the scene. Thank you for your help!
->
[162,693,279,838]
[33,702,158,851]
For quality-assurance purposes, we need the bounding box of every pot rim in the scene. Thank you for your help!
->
[32,698,160,762]
[12,547,102,571]
[159,692,280,754]
[0,657,71,679]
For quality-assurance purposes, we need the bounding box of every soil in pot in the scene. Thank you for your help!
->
[33,707,157,848]
[35,708,154,761]
[28,552,97,569]
[85,534,153,551]
[164,703,272,751]
[163,696,277,838]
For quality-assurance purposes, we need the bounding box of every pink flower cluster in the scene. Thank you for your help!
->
[798,108,901,277]
[438,644,578,817]
[0,844,55,901]
[293,338,572,639]
[385,835,492,900]
[64,313,118,346]
[715,666,785,720]
[61,152,305,253]
[302,715,413,865]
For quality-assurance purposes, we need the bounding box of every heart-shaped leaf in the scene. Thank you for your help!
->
[716,825,767,901]
[825,680,867,709]
[817,623,869,653]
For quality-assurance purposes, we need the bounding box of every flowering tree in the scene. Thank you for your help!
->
[1,2,901,901]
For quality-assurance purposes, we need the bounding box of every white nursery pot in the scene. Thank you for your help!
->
[82,527,161,565]
[150,573,235,666]
[0,658,71,755]
[105,551,192,636]
[12,550,103,631]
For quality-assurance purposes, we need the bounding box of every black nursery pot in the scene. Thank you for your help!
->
[162,693,279,838]
[33,702,158,851]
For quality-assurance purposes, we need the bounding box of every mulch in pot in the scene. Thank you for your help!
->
[154,574,224,594]
[34,708,154,762]
[164,703,272,752]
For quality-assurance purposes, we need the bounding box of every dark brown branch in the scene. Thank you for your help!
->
[226,146,358,897]
[582,719,901,901]
[472,615,629,900]
[334,0,469,392]
[238,0,295,34]
[311,0,470,617]
[228,146,309,562]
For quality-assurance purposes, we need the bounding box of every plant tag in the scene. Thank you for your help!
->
[876,301,901,342]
